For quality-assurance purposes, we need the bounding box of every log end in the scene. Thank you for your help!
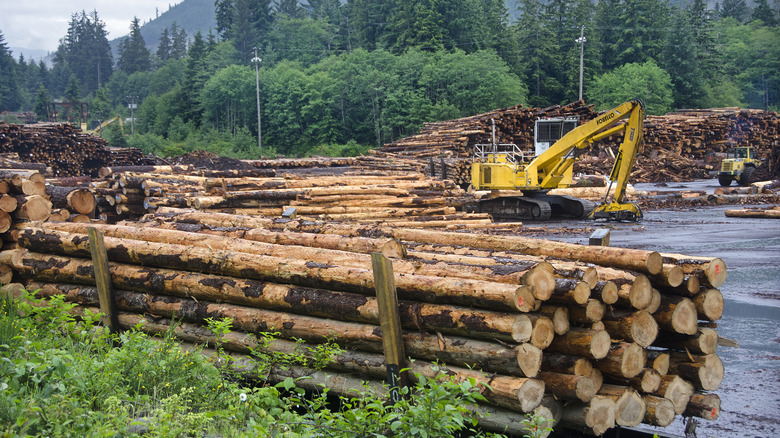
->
[644,395,676,427]
[599,280,618,305]
[646,251,663,275]
[531,316,555,349]
[526,267,555,301]
[631,310,659,348]
[591,330,612,360]
[517,378,546,413]
[614,388,646,427]
[516,343,543,377]
[629,274,653,310]
[696,288,724,321]
[620,343,646,379]
[671,298,699,335]
[706,258,727,288]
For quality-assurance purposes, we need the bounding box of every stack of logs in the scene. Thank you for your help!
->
[0,122,151,177]
[90,165,498,229]
[0,208,726,436]
[379,103,779,186]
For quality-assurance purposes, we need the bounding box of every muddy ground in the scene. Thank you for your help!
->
[539,179,780,438]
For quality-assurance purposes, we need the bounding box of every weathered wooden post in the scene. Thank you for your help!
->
[371,252,407,402]
[87,227,119,333]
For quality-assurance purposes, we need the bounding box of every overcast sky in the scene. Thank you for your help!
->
[1,1,181,53]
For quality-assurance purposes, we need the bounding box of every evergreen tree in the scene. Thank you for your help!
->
[230,0,260,61]
[384,0,445,52]
[614,0,671,67]
[514,0,559,106]
[65,74,81,102]
[33,86,50,121]
[752,0,778,26]
[276,0,303,18]
[170,23,189,59]
[157,27,172,62]
[117,17,152,74]
[179,32,209,125]
[662,8,705,109]
[0,31,21,111]
[215,0,235,39]
[51,11,112,96]
[720,0,751,23]
[345,0,394,50]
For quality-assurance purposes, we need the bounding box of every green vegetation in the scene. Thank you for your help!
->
[0,291,533,437]
[0,1,778,156]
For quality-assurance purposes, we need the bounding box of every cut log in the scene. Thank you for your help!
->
[46,186,96,214]
[15,229,532,312]
[541,353,593,376]
[654,375,694,414]
[653,295,698,335]
[14,255,529,344]
[692,288,724,321]
[592,280,618,305]
[546,328,611,360]
[560,396,616,436]
[643,395,676,427]
[13,195,51,221]
[650,264,685,288]
[567,299,605,324]
[653,327,719,355]
[601,309,658,347]
[684,392,721,420]
[667,353,724,391]
[660,253,727,288]
[594,343,645,379]
[536,305,570,335]
[647,352,670,375]
[596,384,646,427]
[537,372,597,402]
[0,194,18,212]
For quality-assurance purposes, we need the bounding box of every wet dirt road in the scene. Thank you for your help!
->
[546,180,780,437]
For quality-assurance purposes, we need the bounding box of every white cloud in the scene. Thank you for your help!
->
[0,1,179,52]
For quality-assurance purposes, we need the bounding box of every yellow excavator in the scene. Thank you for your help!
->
[471,99,645,221]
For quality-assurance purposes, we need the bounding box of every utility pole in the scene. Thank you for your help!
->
[127,95,137,135]
[576,26,586,101]
[252,48,263,156]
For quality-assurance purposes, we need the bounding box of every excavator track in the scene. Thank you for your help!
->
[478,194,595,221]
[477,196,552,221]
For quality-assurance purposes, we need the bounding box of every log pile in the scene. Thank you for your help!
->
[0,122,151,177]
[724,205,780,218]
[378,103,779,185]
[0,209,726,436]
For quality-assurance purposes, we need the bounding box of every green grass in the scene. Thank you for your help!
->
[0,291,527,437]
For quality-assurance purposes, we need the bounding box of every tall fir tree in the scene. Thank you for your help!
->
[385,0,445,52]
[752,0,778,26]
[0,31,21,111]
[662,8,705,109]
[170,23,189,59]
[51,11,112,97]
[117,17,152,74]
[720,0,751,23]
[215,0,235,39]
[514,0,560,106]
[157,27,172,62]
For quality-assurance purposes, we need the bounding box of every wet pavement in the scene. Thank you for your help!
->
[544,180,780,437]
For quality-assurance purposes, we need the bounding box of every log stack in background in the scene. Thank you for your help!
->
[378,103,780,186]
[0,122,153,177]
[0,207,726,436]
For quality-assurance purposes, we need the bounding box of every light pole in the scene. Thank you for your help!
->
[127,95,137,135]
[576,26,586,101]
[251,48,262,156]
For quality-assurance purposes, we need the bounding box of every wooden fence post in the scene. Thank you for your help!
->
[87,227,120,333]
[371,252,407,402]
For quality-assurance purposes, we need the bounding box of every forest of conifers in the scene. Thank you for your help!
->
[0,0,778,158]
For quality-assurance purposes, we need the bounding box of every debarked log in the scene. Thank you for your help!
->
[13,229,534,312]
[12,255,533,345]
[27,285,536,379]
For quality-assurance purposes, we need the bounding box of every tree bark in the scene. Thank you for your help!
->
[537,372,597,402]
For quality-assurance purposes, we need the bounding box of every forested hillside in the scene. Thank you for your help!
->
[0,0,778,159]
